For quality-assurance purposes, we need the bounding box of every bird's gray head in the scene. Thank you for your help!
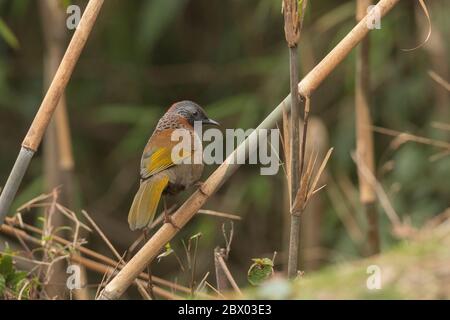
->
[169,100,219,127]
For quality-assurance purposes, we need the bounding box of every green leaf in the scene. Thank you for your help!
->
[247,258,274,286]
[0,18,19,50]
[157,243,174,262]
[14,278,31,299]
[0,250,14,277]
[0,274,5,296]
[7,270,27,291]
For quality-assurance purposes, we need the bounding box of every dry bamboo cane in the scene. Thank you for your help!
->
[355,0,379,255]
[0,0,104,223]
[97,0,400,300]
[283,0,308,279]
[3,216,212,298]
[0,224,181,300]
[40,0,82,299]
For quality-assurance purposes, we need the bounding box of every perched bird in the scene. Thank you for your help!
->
[128,100,219,231]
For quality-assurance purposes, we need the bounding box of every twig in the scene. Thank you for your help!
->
[190,236,200,296]
[195,271,210,294]
[143,229,156,299]
[214,222,234,294]
[373,126,450,151]
[205,281,226,299]
[222,222,234,258]
[81,209,153,300]
[81,210,122,262]
[198,209,241,221]
[56,204,92,233]
[431,122,450,132]
[5,216,203,296]
[215,252,242,297]
[428,70,450,91]
[327,176,365,251]
[351,152,401,228]
[136,280,152,300]
[0,251,51,266]
[214,247,229,294]
[0,223,181,300]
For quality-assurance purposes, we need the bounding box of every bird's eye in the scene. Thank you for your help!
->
[193,111,198,116]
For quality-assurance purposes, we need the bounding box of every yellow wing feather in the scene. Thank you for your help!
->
[141,145,191,179]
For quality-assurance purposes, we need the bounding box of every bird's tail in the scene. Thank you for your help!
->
[128,175,169,231]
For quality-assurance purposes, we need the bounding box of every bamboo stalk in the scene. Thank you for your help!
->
[70,255,182,300]
[283,0,308,279]
[0,0,104,223]
[355,0,379,255]
[97,0,401,300]
[40,0,81,299]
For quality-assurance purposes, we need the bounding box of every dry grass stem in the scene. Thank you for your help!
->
[292,147,333,213]
[351,152,402,229]
[215,252,242,296]
[198,209,241,220]
[373,126,450,151]
[428,70,450,91]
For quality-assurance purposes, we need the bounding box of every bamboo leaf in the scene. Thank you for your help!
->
[307,148,333,201]
[0,18,19,50]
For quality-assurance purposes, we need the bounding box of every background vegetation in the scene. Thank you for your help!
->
[0,0,448,299]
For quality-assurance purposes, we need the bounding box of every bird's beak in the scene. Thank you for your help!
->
[202,118,220,127]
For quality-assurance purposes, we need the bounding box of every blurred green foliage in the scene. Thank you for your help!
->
[0,246,38,299]
[246,227,450,299]
[0,0,448,296]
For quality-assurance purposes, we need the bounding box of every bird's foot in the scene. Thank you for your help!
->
[195,181,209,197]
[164,213,180,230]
